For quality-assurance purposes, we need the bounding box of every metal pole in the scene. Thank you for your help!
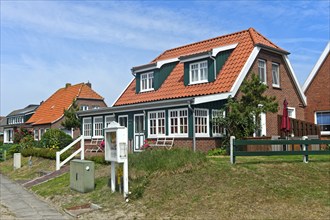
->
[81,136,85,160]
[230,136,236,164]
[123,159,129,199]
[111,162,116,192]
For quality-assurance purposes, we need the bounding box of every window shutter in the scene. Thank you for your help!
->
[135,74,140,93]
[184,63,190,86]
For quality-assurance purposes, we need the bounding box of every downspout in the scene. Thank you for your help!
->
[209,52,217,80]
[188,101,196,152]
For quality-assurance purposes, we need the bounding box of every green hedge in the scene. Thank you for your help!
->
[21,147,72,160]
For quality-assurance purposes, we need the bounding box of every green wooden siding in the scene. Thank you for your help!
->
[215,49,233,77]
[154,62,178,90]
[135,74,141,93]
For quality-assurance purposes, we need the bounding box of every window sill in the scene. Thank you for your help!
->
[140,88,155,93]
[272,84,281,89]
[196,134,210,138]
[189,80,209,85]
[320,131,330,135]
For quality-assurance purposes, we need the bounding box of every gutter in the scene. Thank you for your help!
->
[188,100,196,152]
[208,52,217,80]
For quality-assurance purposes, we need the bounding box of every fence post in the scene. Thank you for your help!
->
[302,136,308,163]
[81,136,85,160]
[56,151,60,171]
[230,136,236,164]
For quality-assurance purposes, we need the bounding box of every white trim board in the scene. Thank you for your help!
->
[302,41,330,92]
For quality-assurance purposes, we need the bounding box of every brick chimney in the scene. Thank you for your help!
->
[86,81,92,88]
[65,83,71,88]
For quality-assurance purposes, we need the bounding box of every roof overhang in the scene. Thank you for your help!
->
[131,57,179,75]
[78,97,194,117]
[255,43,290,55]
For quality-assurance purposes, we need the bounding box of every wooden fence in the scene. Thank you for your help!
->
[230,136,330,164]
[277,115,320,137]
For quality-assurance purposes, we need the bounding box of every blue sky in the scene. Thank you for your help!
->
[1,0,329,116]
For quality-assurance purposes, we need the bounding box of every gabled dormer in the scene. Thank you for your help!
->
[180,43,236,86]
[132,58,179,93]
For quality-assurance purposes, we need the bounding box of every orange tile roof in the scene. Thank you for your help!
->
[114,28,286,106]
[27,83,104,125]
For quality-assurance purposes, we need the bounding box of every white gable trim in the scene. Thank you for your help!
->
[157,57,179,68]
[302,41,330,92]
[283,55,307,106]
[194,92,232,105]
[212,43,238,56]
[112,78,135,107]
[230,47,261,95]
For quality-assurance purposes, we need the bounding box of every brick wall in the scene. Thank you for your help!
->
[236,49,306,137]
[304,53,330,124]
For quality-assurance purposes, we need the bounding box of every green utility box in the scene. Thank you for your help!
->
[70,160,95,193]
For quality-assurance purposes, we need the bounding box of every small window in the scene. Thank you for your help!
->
[195,109,209,137]
[148,111,165,137]
[212,109,226,137]
[288,107,296,119]
[258,59,267,84]
[80,105,89,111]
[83,117,92,137]
[93,116,104,137]
[315,111,330,134]
[190,60,208,84]
[92,105,100,109]
[34,129,39,141]
[272,63,280,87]
[4,129,13,143]
[140,72,154,92]
[118,115,128,128]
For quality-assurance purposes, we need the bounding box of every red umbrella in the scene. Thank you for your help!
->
[281,99,291,133]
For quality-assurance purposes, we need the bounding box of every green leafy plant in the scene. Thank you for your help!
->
[21,147,71,160]
[13,128,33,144]
[61,99,81,131]
[40,129,73,149]
[208,147,227,156]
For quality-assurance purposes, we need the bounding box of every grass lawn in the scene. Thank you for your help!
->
[0,152,329,219]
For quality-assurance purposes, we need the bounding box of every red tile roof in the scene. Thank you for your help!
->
[114,28,286,106]
[27,83,104,125]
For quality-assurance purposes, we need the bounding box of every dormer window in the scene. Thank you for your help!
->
[141,72,154,92]
[190,60,208,84]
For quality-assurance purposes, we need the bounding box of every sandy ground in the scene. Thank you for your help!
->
[0,203,16,220]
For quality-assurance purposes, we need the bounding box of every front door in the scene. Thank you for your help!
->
[134,114,145,152]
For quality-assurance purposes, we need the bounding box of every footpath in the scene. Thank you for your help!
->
[0,173,71,219]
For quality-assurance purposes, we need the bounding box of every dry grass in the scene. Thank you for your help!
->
[1,154,329,219]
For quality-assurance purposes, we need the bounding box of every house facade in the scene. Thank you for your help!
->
[78,28,306,152]
[26,82,107,140]
[2,104,39,143]
[303,41,330,137]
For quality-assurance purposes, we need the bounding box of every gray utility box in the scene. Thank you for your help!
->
[70,160,95,193]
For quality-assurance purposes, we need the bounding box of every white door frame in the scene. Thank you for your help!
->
[134,114,145,152]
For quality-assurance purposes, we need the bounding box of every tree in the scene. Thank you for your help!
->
[214,73,278,142]
[61,99,81,131]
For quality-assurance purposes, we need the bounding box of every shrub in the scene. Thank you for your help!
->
[86,155,108,164]
[13,128,33,144]
[21,147,72,160]
[40,129,73,149]
[208,147,228,156]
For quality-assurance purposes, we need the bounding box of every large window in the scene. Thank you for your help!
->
[272,63,280,87]
[316,111,330,134]
[190,60,208,84]
[258,59,266,84]
[169,109,188,136]
[148,111,165,137]
[93,116,104,137]
[141,72,154,92]
[212,109,226,137]
[195,109,209,137]
[83,117,92,137]
[8,116,24,125]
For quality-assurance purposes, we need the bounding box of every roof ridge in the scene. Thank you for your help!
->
[152,28,250,62]
[248,27,279,49]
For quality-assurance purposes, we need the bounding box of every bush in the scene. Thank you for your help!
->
[13,128,33,144]
[40,129,73,149]
[208,147,227,156]
[21,147,72,160]
[86,155,108,164]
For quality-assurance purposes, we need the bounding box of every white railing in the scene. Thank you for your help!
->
[56,135,85,170]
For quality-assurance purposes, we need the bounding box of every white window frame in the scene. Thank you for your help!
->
[105,115,115,128]
[4,128,13,143]
[148,111,166,138]
[258,59,267,84]
[189,60,208,84]
[212,109,226,137]
[169,108,188,137]
[118,115,128,127]
[195,108,209,137]
[140,72,154,92]
[272,62,280,88]
[80,105,89,111]
[83,117,92,138]
[33,129,39,141]
[93,116,104,138]
[287,107,296,119]
[315,111,330,135]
